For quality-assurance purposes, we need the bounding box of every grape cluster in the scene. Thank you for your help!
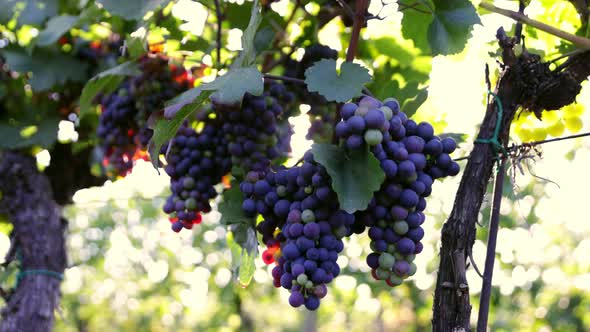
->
[159,83,296,232]
[336,96,459,286]
[213,83,295,173]
[96,54,193,177]
[241,152,354,310]
[162,123,232,232]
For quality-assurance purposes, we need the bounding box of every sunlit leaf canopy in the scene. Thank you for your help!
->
[0,0,589,330]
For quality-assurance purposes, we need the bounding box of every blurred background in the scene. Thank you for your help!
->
[1,0,590,331]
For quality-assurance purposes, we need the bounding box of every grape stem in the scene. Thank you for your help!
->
[213,0,222,66]
[477,156,506,332]
[452,131,590,162]
[480,2,590,49]
[345,0,369,62]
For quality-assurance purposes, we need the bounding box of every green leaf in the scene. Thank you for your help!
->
[311,143,385,213]
[17,0,58,26]
[0,117,60,149]
[79,61,140,118]
[79,75,124,118]
[439,132,467,144]
[401,0,432,53]
[3,50,88,91]
[125,35,147,59]
[401,87,428,118]
[401,0,480,55]
[219,186,253,226]
[36,15,79,46]
[427,0,481,55]
[96,0,171,20]
[228,224,258,287]
[148,90,213,169]
[232,0,262,68]
[203,67,263,104]
[304,59,371,103]
[254,26,275,54]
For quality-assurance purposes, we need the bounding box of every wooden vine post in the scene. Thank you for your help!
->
[432,27,590,331]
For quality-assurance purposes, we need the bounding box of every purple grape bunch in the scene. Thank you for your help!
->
[96,54,193,178]
[337,96,459,286]
[213,83,295,173]
[241,151,354,310]
[162,123,232,232]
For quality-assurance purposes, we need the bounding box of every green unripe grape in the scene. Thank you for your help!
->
[173,196,180,203]
[354,105,369,116]
[393,221,409,235]
[301,209,315,223]
[305,281,314,289]
[334,225,348,238]
[375,268,391,280]
[405,254,416,262]
[377,219,387,228]
[364,129,383,146]
[185,198,197,210]
[388,275,403,286]
[387,244,396,253]
[276,185,287,197]
[204,151,213,157]
[297,274,308,285]
[180,190,189,199]
[370,241,379,253]
[183,177,195,189]
[408,262,417,276]
[304,186,313,194]
[379,106,393,120]
[394,252,404,261]
[378,253,395,269]
[269,135,278,146]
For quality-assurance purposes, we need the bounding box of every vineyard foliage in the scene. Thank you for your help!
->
[0,0,590,330]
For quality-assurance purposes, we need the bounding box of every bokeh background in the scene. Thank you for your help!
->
[1,0,590,331]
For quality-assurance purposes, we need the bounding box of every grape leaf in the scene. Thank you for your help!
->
[148,90,213,169]
[202,67,264,104]
[232,0,262,68]
[401,0,480,56]
[36,15,79,46]
[428,0,481,55]
[97,0,171,20]
[219,186,253,226]
[311,143,385,213]
[125,34,147,59]
[402,87,428,118]
[0,117,60,149]
[16,0,58,26]
[227,224,258,287]
[400,1,431,53]
[79,61,140,118]
[304,59,371,103]
[3,50,88,91]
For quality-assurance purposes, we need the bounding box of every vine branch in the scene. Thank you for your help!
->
[480,2,590,49]
[213,0,222,65]
[476,157,507,331]
[345,0,369,62]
